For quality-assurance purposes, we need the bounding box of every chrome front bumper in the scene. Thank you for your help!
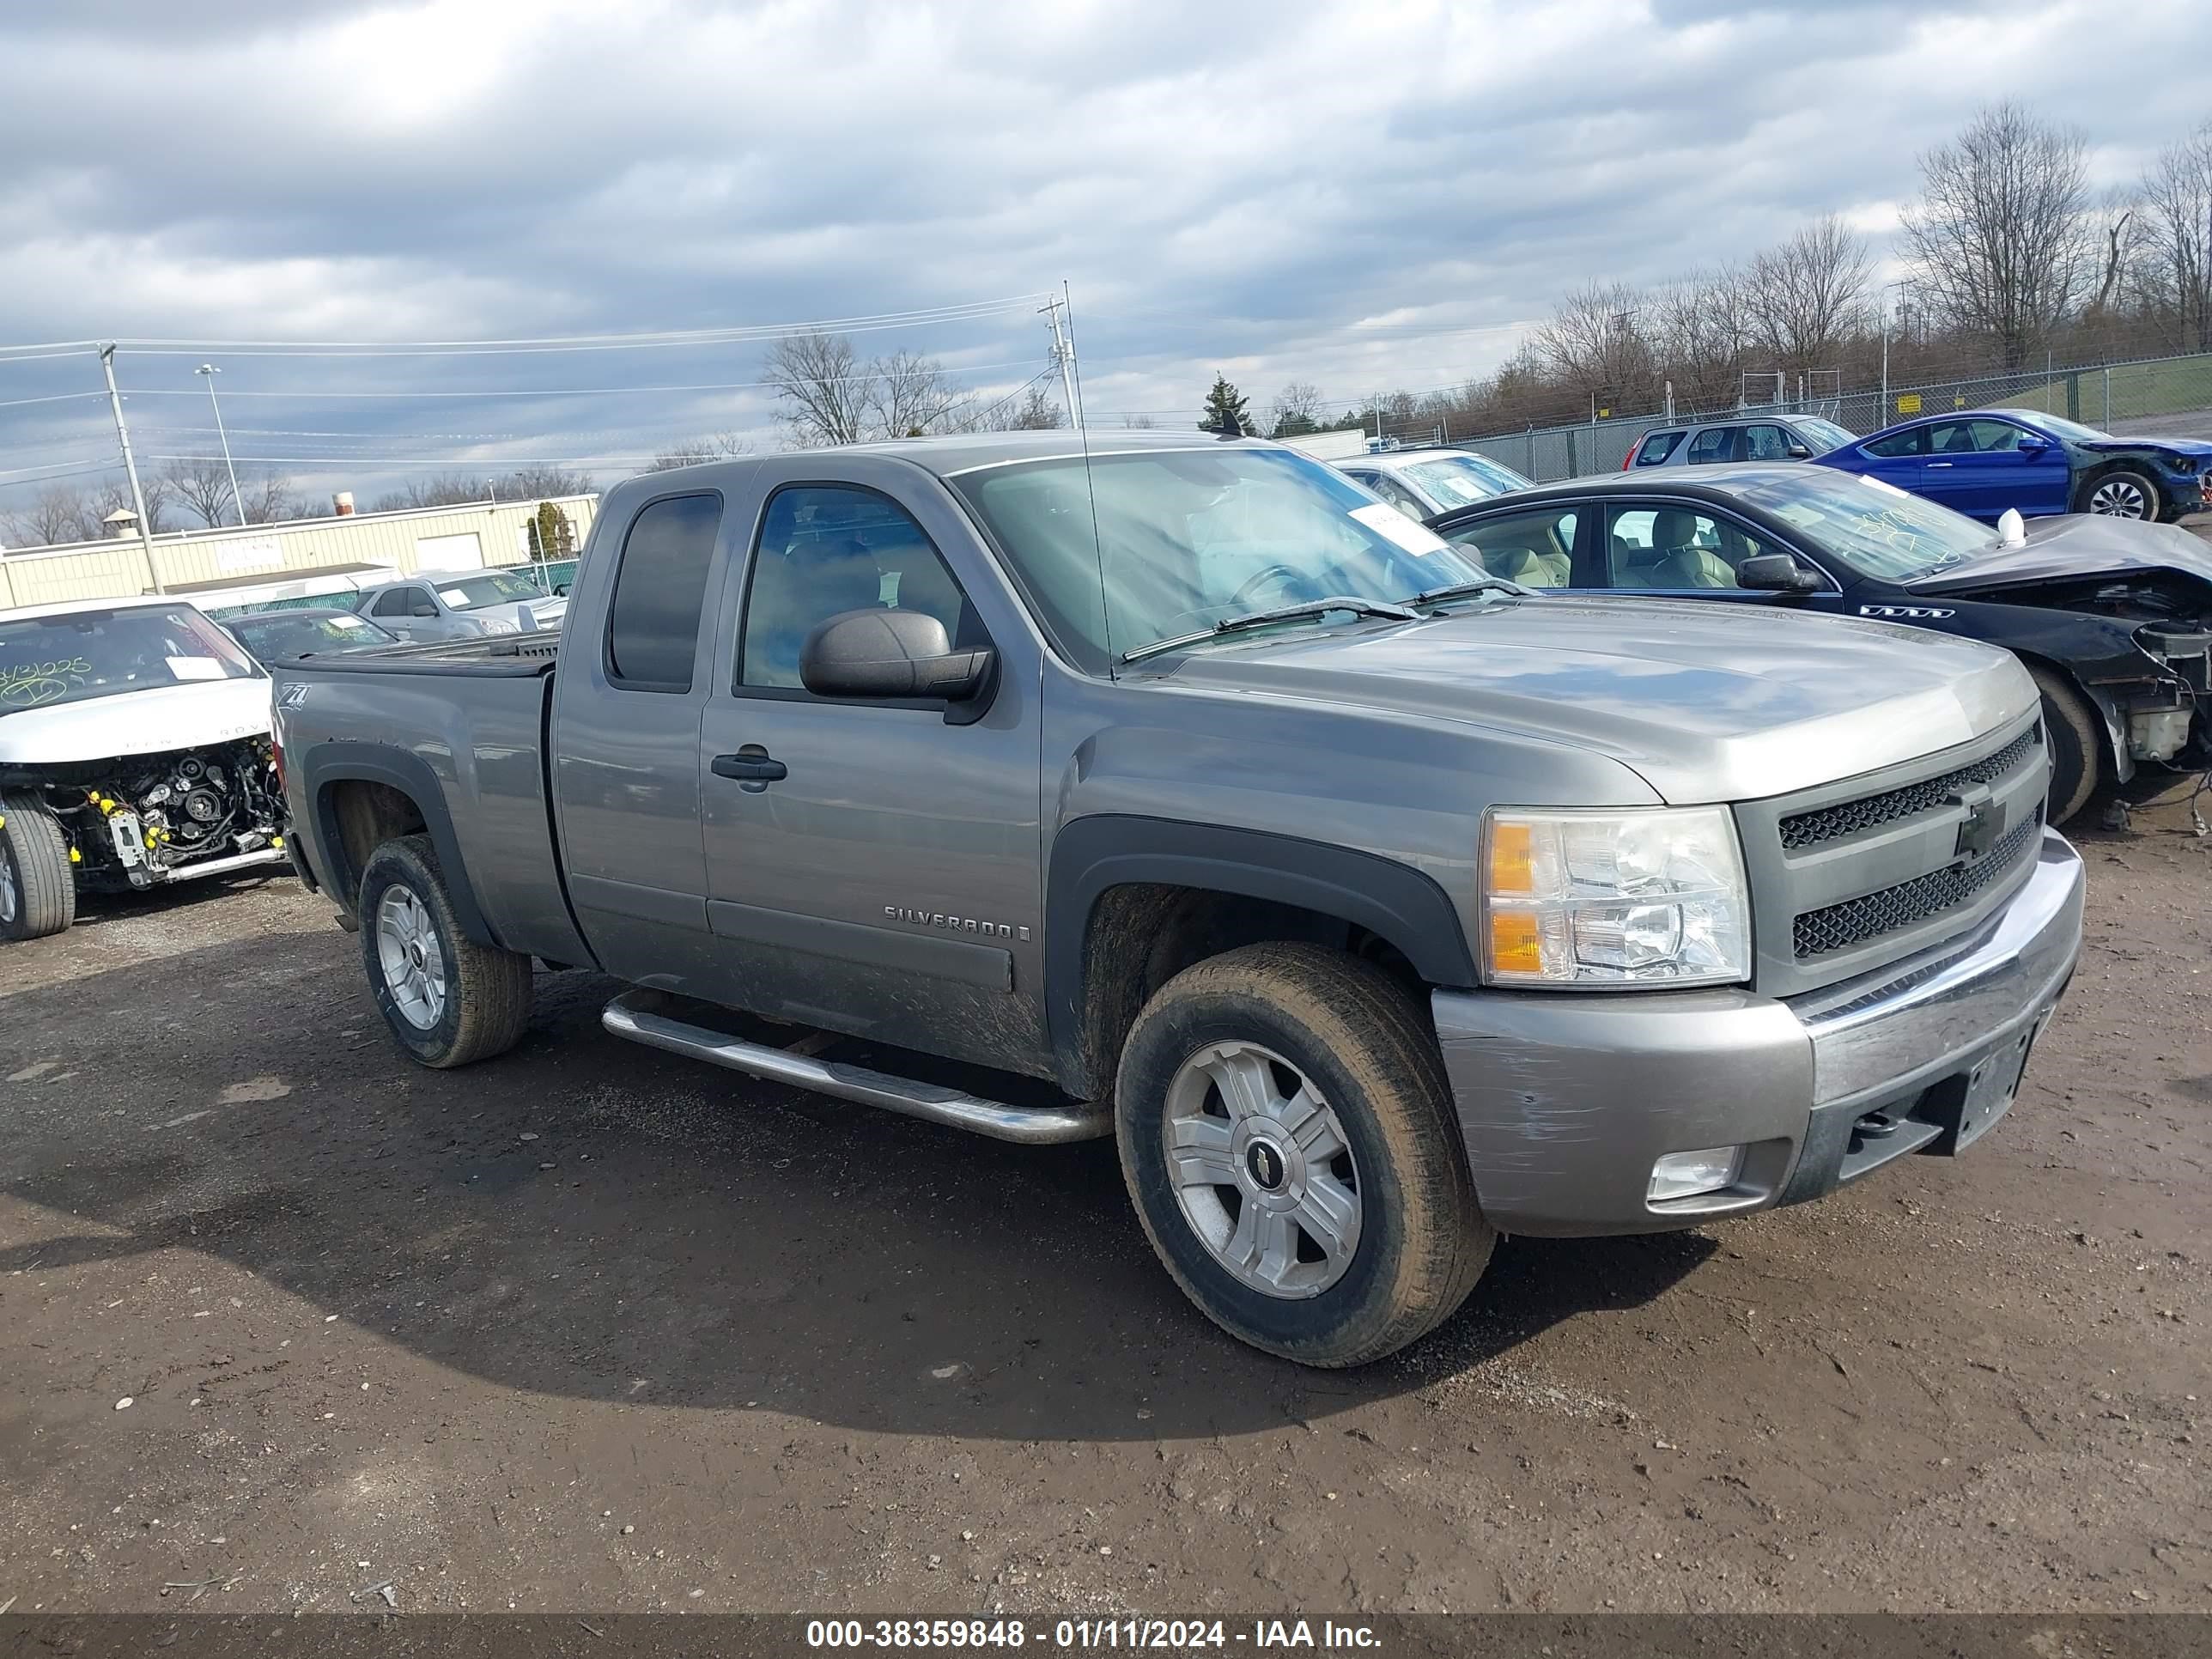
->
[1432,828,2085,1237]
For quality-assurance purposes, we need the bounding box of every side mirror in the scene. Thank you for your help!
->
[2014,435,2049,456]
[411,602,439,618]
[800,608,995,704]
[1785,442,1812,459]
[1738,554,1823,593]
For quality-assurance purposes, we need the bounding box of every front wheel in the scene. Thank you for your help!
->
[2078,468,2160,520]
[1115,942,1493,1367]
[0,792,76,942]
[357,834,533,1067]
[2030,665,2101,826]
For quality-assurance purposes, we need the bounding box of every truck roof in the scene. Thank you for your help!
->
[634,428,1267,487]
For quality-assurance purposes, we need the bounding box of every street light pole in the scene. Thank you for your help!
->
[99,344,165,595]
[196,362,244,526]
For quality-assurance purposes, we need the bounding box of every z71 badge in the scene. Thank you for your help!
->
[1859,604,1955,620]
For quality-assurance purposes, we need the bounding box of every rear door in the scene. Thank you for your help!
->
[695,455,1049,1074]
[550,484,736,994]
[1682,426,1739,465]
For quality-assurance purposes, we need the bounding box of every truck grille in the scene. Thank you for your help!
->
[1778,724,2040,850]
[1793,811,2041,959]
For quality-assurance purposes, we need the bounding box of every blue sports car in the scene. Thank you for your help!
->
[1814,407,2212,524]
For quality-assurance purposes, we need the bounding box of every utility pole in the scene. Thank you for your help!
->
[99,345,164,595]
[195,362,244,526]
[1040,295,1081,430]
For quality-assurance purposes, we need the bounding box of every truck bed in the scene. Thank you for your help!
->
[286,634,560,678]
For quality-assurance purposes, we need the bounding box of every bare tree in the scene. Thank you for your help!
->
[2136,118,2212,351]
[868,348,970,438]
[1747,215,1872,372]
[1534,281,1656,413]
[645,433,752,471]
[1900,102,2096,368]
[1121,413,1157,430]
[162,457,240,528]
[766,331,870,447]
[3,484,91,548]
[77,477,172,539]
[238,473,301,524]
[371,473,497,512]
[1267,380,1326,437]
[1008,384,1066,430]
[1648,265,1755,413]
[502,464,593,498]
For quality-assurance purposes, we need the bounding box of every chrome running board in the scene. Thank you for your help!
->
[600,989,1111,1145]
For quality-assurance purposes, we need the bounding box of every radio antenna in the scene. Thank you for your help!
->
[1057,281,1113,674]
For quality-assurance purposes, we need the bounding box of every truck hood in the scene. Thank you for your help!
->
[0,676,272,767]
[1907,513,2212,594]
[1145,597,2035,804]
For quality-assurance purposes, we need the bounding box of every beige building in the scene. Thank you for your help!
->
[0,494,599,611]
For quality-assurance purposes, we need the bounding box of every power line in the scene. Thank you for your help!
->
[6,295,1054,361]
[0,391,106,410]
[110,358,1046,402]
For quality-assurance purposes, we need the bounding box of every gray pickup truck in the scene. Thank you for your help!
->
[272,431,2085,1367]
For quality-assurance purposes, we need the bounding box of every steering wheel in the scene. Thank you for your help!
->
[1226,563,1310,610]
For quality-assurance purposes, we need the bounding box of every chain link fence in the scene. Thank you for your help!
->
[1453,349,2212,483]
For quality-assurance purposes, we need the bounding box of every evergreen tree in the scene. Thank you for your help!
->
[1198,373,1254,435]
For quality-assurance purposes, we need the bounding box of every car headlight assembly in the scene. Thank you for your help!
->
[1481,806,1751,988]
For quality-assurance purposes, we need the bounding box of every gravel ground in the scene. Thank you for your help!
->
[3,728,2209,1619]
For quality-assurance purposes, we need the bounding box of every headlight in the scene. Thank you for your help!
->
[1480,806,1751,988]
[477,617,520,635]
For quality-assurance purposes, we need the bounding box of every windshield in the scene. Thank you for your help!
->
[1724,471,1996,580]
[1793,416,1855,453]
[2014,411,2103,441]
[228,611,392,659]
[1404,453,1532,507]
[951,447,1493,670]
[437,571,544,611]
[0,605,261,714]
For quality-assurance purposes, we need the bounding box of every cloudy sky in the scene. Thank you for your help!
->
[3,0,2209,511]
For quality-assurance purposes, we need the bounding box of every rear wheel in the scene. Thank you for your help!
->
[357,834,533,1066]
[2078,468,2160,520]
[0,792,76,942]
[1115,942,1492,1367]
[2030,665,2101,826]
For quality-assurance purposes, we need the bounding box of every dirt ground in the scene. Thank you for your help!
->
[1,803,2206,1620]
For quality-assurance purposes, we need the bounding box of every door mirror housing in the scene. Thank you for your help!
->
[2014,434,2050,455]
[800,608,996,705]
[1737,554,1824,593]
[1785,442,1812,459]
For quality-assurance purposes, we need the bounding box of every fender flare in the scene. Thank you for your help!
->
[1043,813,1476,1091]
[301,743,496,945]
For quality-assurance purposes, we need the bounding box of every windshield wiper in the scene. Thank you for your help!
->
[1121,595,1419,665]
[1407,575,1531,605]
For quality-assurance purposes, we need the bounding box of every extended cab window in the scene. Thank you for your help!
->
[1438,509,1577,587]
[739,485,977,691]
[605,493,723,691]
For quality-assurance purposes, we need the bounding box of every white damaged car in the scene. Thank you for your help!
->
[0,596,289,941]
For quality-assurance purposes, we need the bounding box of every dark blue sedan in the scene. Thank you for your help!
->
[1814,407,2212,524]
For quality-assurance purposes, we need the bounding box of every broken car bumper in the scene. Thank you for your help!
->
[1432,826,2084,1237]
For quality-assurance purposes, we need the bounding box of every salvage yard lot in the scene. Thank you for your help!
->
[1,802,2208,1616]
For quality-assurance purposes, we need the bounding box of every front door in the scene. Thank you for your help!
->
[696,460,1048,1076]
[1577,501,1838,612]
[1920,416,2071,519]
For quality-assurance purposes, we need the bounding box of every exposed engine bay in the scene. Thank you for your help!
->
[25,736,288,891]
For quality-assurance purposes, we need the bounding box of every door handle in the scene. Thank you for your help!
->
[1928,460,1955,468]
[712,751,787,782]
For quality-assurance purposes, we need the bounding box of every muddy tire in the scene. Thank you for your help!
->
[1115,942,1492,1367]
[2030,665,2101,827]
[0,792,76,943]
[357,834,532,1067]
[2076,467,2160,521]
